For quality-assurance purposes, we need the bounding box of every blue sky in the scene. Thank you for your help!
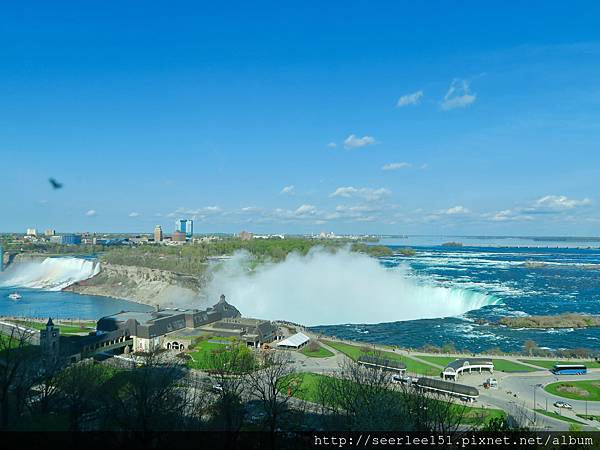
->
[2,1,600,235]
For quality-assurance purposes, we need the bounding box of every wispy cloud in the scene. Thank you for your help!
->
[382,162,411,171]
[531,195,591,211]
[327,142,337,148]
[294,204,316,216]
[396,90,423,107]
[484,194,592,222]
[440,79,476,110]
[330,186,391,201]
[129,212,140,217]
[440,205,470,215]
[343,134,376,149]
[85,209,97,217]
[280,185,295,195]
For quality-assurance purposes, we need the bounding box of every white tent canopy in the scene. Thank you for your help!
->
[276,332,310,349]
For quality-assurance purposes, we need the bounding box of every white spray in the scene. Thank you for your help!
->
[205,248,500,326]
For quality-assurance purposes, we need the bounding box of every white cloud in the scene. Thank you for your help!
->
[85,209,97,217]
[129,212,140,217]
[396,90,423,107]
[343,134,376,149]
[330,186,391,201]
[440,205,470,215]
[485,209,534,222]
[294,204,317,215]
[382,162,411,171]
[532,195,591,211]
[440,79,476,111]
[280,185,295,195]
[327,142,337,148]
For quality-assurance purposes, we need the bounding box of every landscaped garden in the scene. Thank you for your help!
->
[544,380,600,402]
[417,355,536,373]
[322,340,440,375]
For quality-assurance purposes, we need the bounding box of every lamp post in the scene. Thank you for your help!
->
[533,386,537,426]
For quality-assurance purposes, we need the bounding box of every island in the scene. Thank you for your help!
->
[499,313,600,329]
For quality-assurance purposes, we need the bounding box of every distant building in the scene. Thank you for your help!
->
[44,229,56,237]
[172,230,186,242]
[0,245,4,272]
[239,230,253,241]
[154,225,163,242]
[177,219,194,238]
[49,234,82,245]
[26,228,37,236]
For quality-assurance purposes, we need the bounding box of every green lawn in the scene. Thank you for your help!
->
[416,356,456,367]
[577,414,600,422]
[12,320,95,335]
[544,380,600,402]
[321,340,439,375]
[535,409,586,425]
[301,344,334,358]
[188,340,229,369]
[408,355,536,373]
[519,359,600,369]
[492,359,537,373]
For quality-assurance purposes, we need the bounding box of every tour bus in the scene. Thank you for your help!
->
[551,364,587,375]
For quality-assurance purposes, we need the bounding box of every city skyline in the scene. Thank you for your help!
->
[3,2,600,235]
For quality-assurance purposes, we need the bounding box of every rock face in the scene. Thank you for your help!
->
[64,263,206,308]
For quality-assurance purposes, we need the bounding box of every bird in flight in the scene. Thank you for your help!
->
[49,178,63,189]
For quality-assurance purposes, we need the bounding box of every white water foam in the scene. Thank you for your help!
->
[0,257,100,291]
[205,248,501,326]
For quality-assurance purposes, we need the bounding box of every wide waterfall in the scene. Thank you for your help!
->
[0,257,101,291]
[205,248,501,326]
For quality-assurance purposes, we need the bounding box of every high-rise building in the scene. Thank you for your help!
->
[177,219,194,238]
[154,225,163,242]
[26,228,37,236]
[44,229,56,236]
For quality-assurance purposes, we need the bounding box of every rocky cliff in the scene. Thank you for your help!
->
[64,263,207,308]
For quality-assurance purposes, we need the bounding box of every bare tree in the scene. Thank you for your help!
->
[101,350,190,432]
[0,325,36,429]
[316,355,406,431]
[246,350,301,449]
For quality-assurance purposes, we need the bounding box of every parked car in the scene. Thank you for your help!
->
[212,383,224,392]
[554,401,572,409]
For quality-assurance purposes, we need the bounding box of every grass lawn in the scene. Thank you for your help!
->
[322,340,439,376]
[492,359,537,373]
[535,409,586,425]
[187,340,239,370]
[301,344,334,358]
[577,414,600,422]
[544,380,600,401]
[13,320,95,335]
[416,356,456,367]
[417,355,535,373]
[518,359,600,369]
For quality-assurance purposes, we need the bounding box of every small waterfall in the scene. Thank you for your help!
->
[0,257,101,291]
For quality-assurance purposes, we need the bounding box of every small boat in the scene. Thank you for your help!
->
[8,292,22,300]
